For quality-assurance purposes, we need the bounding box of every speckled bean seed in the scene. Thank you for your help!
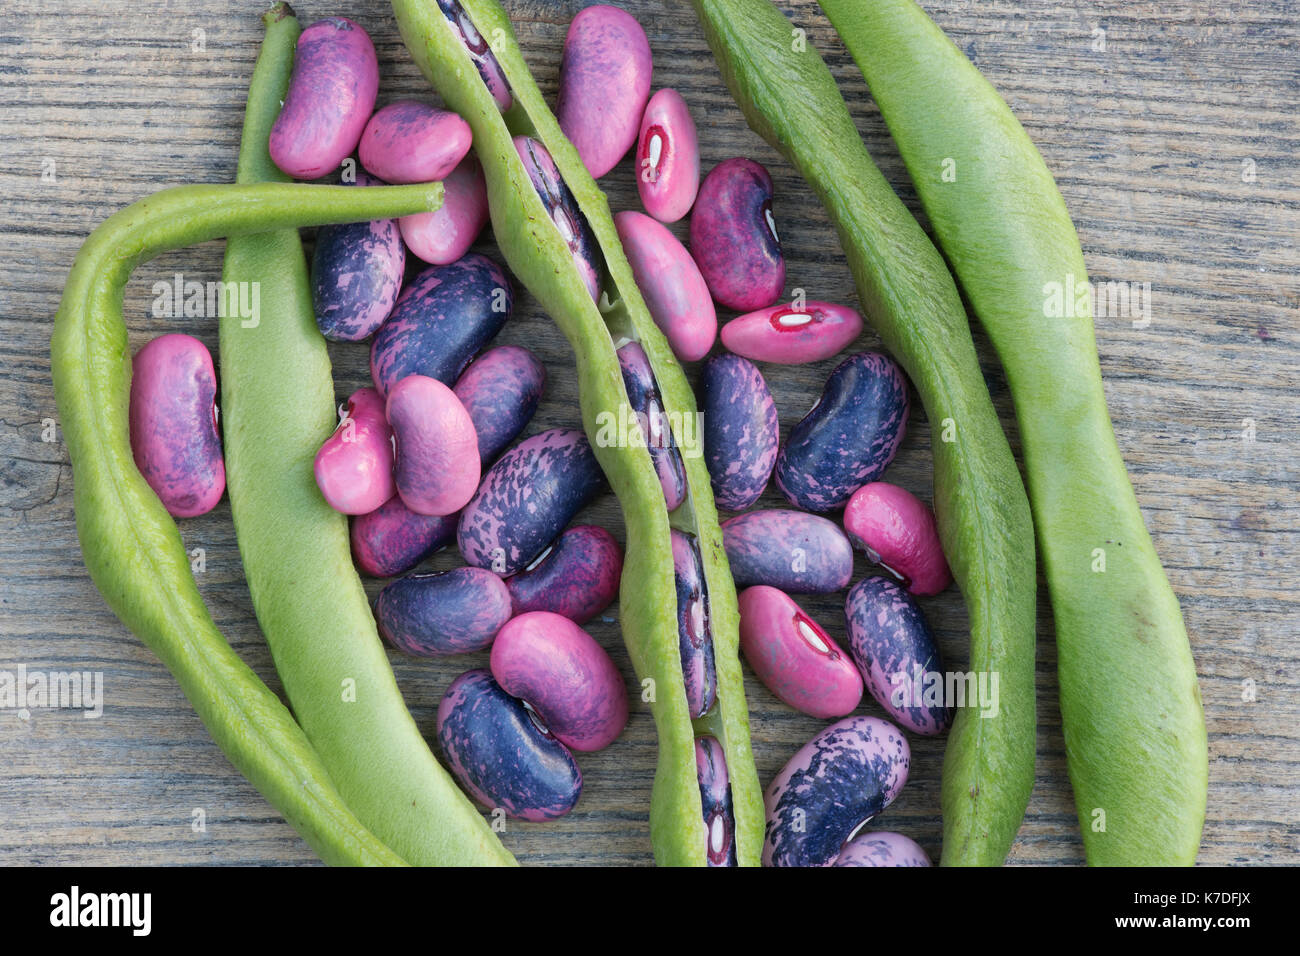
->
[515,136,602,301]
[359,100,473,184]
[737,586,862,719]
[689,158,784,311]
[636,88,700,223]
[763,715,910,867]
[617,340,687,510]
[376,566,512,656]
[614,211,716,362]
[672,529,717,718]
[558,5,653,179]
[313,386,394,516]
[387,375,479,516]
[833,831,931,867]
[721,509,853,594]
[458,428,606,575]
[129,333,225,518]
[269,18,378,179]
[369,253,512,396]
[350,493,457,578]
[437,669,581,820]
[701,353,778,510]
[720,301,863,365]
[453,345,546,465]
[399,154,489,265]
[775,352,910,512]
[845,576,951,736]
[505,525,622,624]
[490,611,628,752]
[843,482,952,595]
[696,736,738,867]
[434,0,513,111]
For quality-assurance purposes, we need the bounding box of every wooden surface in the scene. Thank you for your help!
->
[1,0,1295,866]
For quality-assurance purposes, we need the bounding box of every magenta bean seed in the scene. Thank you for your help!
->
[763,715,910,867]
[557,5,653,179]
[515,135,602,301]
[453,345,546,465]
[490,611,628,752]
[834,831,932,867]
[614,211,717,362]
[437,669,581,820]
[843,482,952,595]
[434,0,513,112]
[845,576,951,736]
[458,428,606,575]
[720,509,853,594]
[737,585,862,719]
[701,353,778,510]
[636,88,700,223]
[269,18,378,180]
[313,386,394,516]
[376,566,512,656]
[720,301,864,365]
[399,154,489,265]
[128,333,224,518]
[775,351,910,512]
[505,525,623,624]
[350,493,457,578]
[696,736,738,867]
[387,375,480,516]
[617,340,687,510]
[689,158,784,311]
[672,529,717,718]
[358,100,473,185]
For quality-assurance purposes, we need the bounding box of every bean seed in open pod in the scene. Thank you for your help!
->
[720,300,863,365]
[438,669,581,820]
[399,154,489,265]
[313,386,393,516]
[672,529,716,718]
[350,493,457,578]
[690,158,784,311]
[388,375,480,516]
[763,715,910,867]
[359,100,472,184]
[376,567,512,656]
[701,353,777,510]
[617,340,687,509]
[846,576,951,736]
[721,509,853,594]
[515,136,602,301]
[129,333,224,518]
[490,611,628,752]
[433,0,513,111]
[696,736,738,867]
[505,525,622,624]
[637,88,700,223]
[775,352,910,512]
[843,482,952,595]
[454,345,546,465]
[834,831,931,867]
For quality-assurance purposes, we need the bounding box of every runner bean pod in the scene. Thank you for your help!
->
[398,154,489,265]
[453,345,546,465]
[351,493,457,578]
[376,566,512,656]
[834,831,931,867]
[434,0,512,112]
[505,525,623,624]
[617,339,687,510]
[359,100,472,184]
[843,481,951,595]
[700,353,777,511]
[695,736,738,867]
[615,210,716,362]
[720,301,863,365]
[671,529,717,719]
[313,386,394,516]
[636,89,700,223]
[690,157,784,311]
[387,374,480,516]
[721,509,853,594]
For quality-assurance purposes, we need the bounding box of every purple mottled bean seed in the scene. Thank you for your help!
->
[637,88,700,223]
[369,253,512,397]
[617,340,687,510]
[720,510,853,594]
[399,154,489,265]
[129,333,224,518]
[505,525,622,624]
[490,611,628,752]
[359,100,472,184]
[434,0,513,111]
[763,715,910,867]
[690,158,784,311]
[313,386,394,516]
[720,301,864,365]
[615,211,716,362]
[843,482,952,595]
[376,567,512,656]
[269,18,378,180]
[515,136,602,301]
[350,493,457,578]
[438,669,581,820]
[672,530,717,718]
[775,352,910,512]
[701,353,778,510]
[311,174,405,342]
[453,345,546,465]
[696,736,738,867]
[557,5,652,179]
[845,576,952,736]
[387,375,480,517]
[458,428,606,575]
[834,831,932,867]
[738,586,862,719]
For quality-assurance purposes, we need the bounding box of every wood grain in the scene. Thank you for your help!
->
[0,0,1295,866]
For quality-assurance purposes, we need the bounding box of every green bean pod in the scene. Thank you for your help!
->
[393,0,764,865]
[49,180,451,867]
[691,0,1038,865]
[220,5,514,868]
[816,0,1207,865]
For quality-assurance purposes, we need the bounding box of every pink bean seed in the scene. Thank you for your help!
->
[842,482,952,595]
[399,154,489,265]
[313,386,394,516]
[387,375,480,516]
[720,301,864,365]
[636,89,700,223]
[358,100,472,185]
